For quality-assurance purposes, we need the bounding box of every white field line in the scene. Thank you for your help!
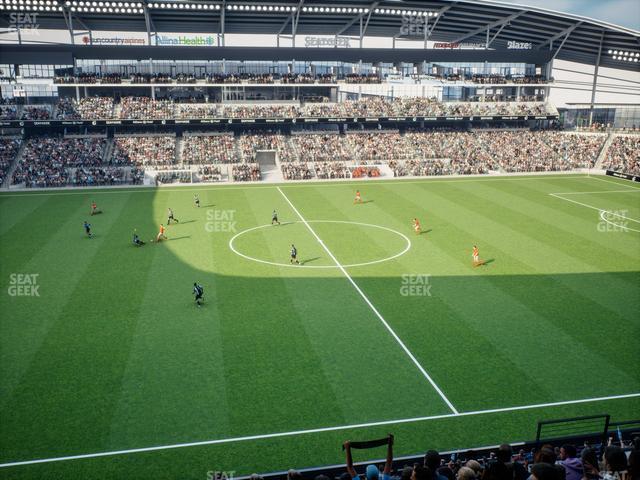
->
[549,190,640,195]
[588,175,640,190]
[549,193,640,224]
[276,187,458,414]
[599,211,640,233]
[0,174,590,198]
[1,392,639,468]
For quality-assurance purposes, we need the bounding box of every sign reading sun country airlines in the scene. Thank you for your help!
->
[304,36,352,48]
[82,33,146,45]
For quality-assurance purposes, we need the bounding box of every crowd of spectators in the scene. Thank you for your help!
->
[182,134,239,164]
[389,159,454,177]
[603,135,640,175]
[237,131,295,162]
[347,132,415,162]
[232,163,261,181]
[351,166,381,178]
[198,165,223,182]
[176,103,219,119]
[4,129,614,187]
[21,105,51,120]
[12,137,106,187]
[112,135,176,166]
[73,166,126,186]
[0,104,18,120]
[7,96,554,122]
[0,137,21,185]
[315,162,350,179]
[156,171,192,184]
[56,97,115,120]
[51,71,553,85]
[251,436,638,480]
[289,133,354,163]
[281,162,313,180]
[119,97,174,119]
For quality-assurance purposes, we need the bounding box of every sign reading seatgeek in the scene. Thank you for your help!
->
[155,35,217,46]
[304,36,351,48]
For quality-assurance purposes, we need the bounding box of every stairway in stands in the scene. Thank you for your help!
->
[175,136,184,167]
[1,139,27,189]
[594,132,615,170]
[256,150,283,182]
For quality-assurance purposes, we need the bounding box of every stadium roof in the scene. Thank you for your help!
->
[1,0,639,71]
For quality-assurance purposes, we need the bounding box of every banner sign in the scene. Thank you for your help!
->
[507,41,533,50]
[0,115,557,128]
[606,169,640,182]
[304,36,351,48]
[433,42,485,49]
[155,35,217,46]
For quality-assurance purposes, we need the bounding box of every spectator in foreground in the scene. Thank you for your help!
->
[531,463,564,480]
[425,450,448,480]
[579,447,600,480]
[465,460,483,478]
[557,444,582,480]
[344,435,394,480]
[456,466,476,480]
[413,465,432,480]
[602,446,628,480]
[496,443,529,480]
[535,445,558,465]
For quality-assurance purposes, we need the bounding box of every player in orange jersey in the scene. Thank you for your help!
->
[90,201,101,215]
[412,218,421,235]
[354,190,362,204]
[472,245,480,266]
[156,224,167,242]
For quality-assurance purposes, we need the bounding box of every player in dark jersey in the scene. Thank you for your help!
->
[193,282,204,307]
[290,244,299,264]
[167,207,179,224]
[132,229,145,246]
[272,209,280,225]
[194,194,200,208]
[83,221,93,238]
[82,220,93,238]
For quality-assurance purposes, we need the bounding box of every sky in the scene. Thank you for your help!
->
[492,0,640,31]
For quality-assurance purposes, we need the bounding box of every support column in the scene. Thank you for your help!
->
[589,30,605,127]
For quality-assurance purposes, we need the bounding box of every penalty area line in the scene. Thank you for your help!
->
[275,186,458,415]
[1,392,638,468]
[549,193,640,224]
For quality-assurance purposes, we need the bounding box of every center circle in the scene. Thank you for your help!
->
[228,220,412,269]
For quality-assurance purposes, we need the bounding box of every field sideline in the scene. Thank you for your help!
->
[1,174,639,479]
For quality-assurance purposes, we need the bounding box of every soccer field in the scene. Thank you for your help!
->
[1,174,639,479]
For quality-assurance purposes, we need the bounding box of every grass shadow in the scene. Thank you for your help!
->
[168,236,191,241]
[301,257,321,265]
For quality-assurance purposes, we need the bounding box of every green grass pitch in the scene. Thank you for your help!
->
[0,174,639,479]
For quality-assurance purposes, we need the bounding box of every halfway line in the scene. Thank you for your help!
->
[276,186,458,415]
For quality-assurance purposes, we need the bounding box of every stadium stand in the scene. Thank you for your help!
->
[604,135,640,175]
